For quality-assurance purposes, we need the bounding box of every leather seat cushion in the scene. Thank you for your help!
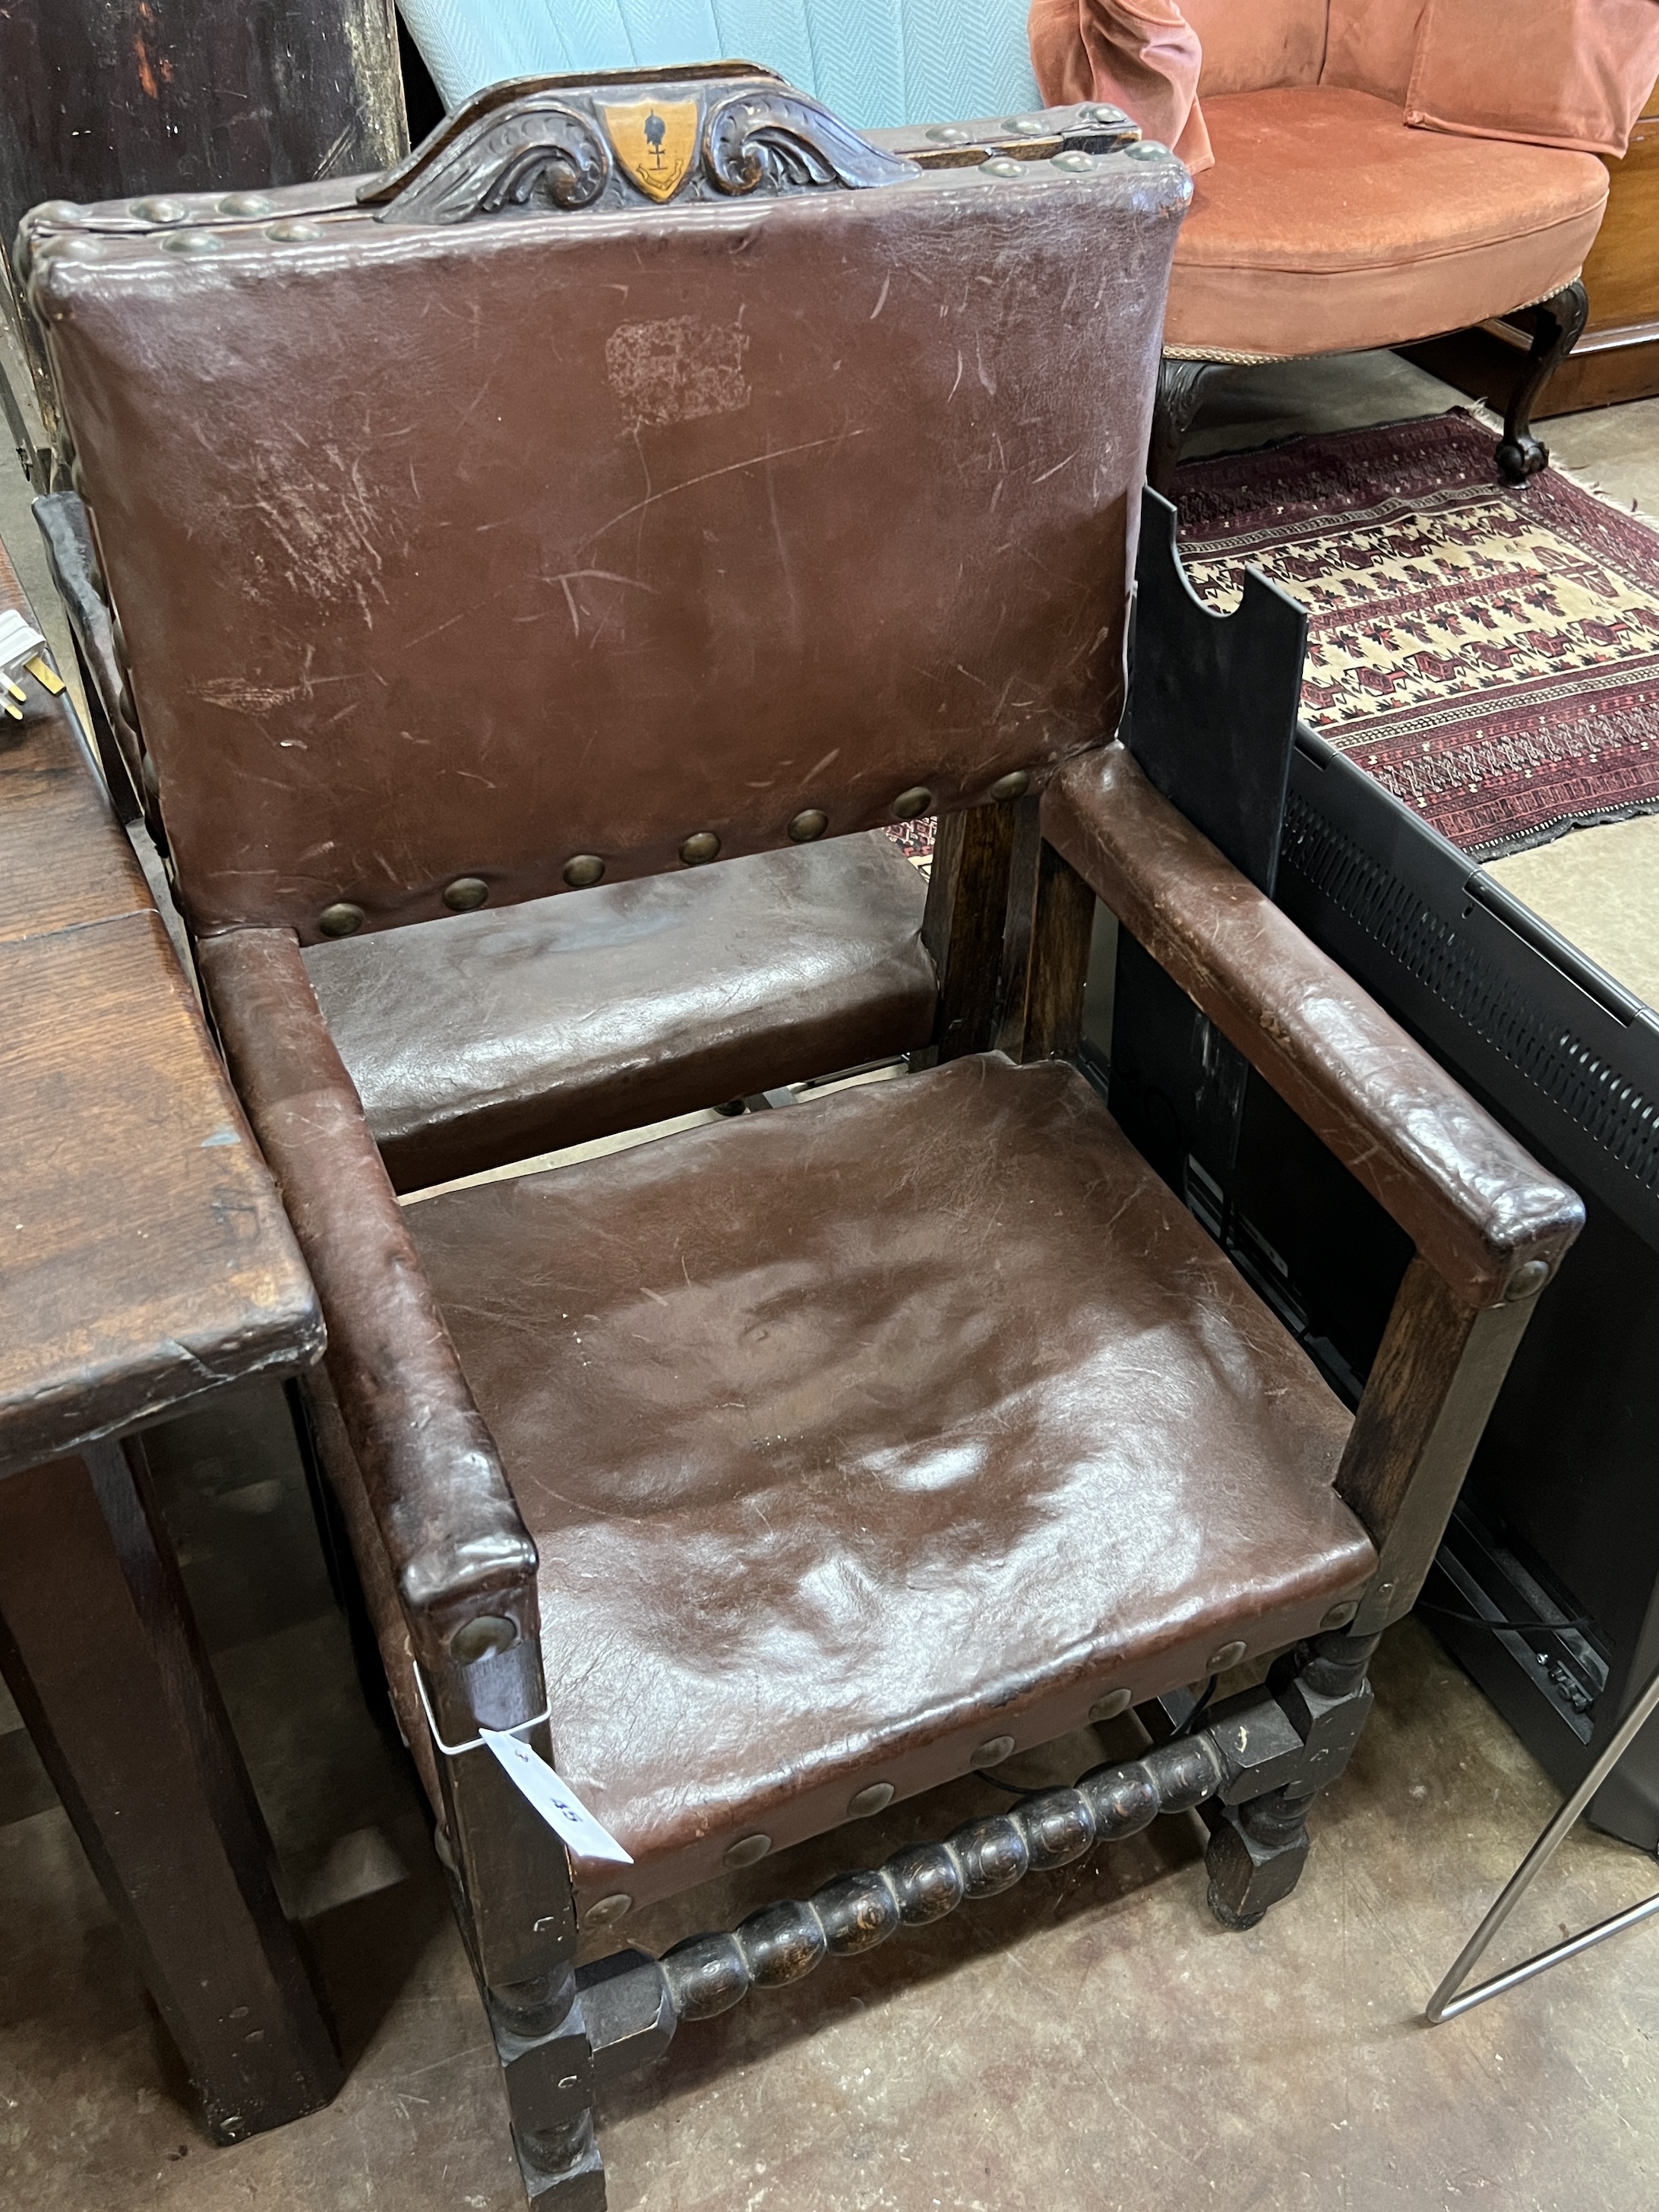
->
[305,833,934,1192]
[1166,87,1610,359]
[403,1051,1374,1917]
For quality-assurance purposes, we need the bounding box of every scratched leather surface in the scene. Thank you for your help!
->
[305,831,934,1190]
[1043,744,1585,1309]
[404,1051,1373,1907]
[36,147,1186,943]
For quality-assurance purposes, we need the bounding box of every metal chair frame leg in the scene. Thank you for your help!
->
[1426,1654,1659,2024]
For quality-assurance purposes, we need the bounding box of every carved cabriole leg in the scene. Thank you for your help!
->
[425,1639,602,2207]
[1149,358,1234,498]
[1496,279,1589,483]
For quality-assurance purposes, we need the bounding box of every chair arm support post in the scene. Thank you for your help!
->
[198,926,539,1681]
[1040,744,1584,1309]
[1338,1256,1541,1635]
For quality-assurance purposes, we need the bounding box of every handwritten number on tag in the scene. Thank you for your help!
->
[480,1729,633,1865]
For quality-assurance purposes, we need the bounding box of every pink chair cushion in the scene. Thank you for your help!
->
[1183,0,1328,92]
[1322,0,1427,103]
[1406,0,1659,160]
[1166,87,1609,359]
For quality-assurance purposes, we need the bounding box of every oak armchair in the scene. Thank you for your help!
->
[24,69,1581,2207]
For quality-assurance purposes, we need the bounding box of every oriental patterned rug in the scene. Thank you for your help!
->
[1176,409,1659,859]
[886,408,1659,871]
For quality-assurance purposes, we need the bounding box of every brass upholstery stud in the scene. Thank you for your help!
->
[892,785,933,819]
[442,875,489,913]
[131,196,186,223]
[989,770,1029,802]
[32,235,102,270]
[1506,1258,1550,1301]
[1052,151,1096,173]
[971,1734,1016,1768]
[449,1613,518,1664]
[1088,1687,1133,1723]
[723,1832,772,1869]
[586,1893,633,1927]
[1206,1640,1247,1673]
[1005,115,1049,134]
[33,200,84,226]
[161,230,223,255]
[788,808,829,843]
[1127,141,1171,162]
[847,1782,894,1819]
[318,902,365,938]
[982,158,1024,179]
[926,126,969,144]
[680,830,721,865]
[267,220,323,243]
[1320,1601,1360,1632]
[219,192,273,217]
[563,853,605,889]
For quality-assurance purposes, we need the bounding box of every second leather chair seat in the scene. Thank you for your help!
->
[304,832,935,1191]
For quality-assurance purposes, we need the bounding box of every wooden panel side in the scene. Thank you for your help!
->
[1582,112,1659,333]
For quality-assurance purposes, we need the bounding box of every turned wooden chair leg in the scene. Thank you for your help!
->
[1149,358,1234,497]
[1496,278,1590,483]
[1206,1629,1378,1930]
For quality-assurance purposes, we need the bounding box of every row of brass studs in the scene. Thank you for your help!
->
[314,772,1032,938]
[585,1670,1136,1930]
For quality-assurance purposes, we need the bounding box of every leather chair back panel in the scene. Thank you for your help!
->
[33,107,1186,943]
[305,831,936,1192]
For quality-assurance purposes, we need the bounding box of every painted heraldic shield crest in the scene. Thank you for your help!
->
[603,100,700,203]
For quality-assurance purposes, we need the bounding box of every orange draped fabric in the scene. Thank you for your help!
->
[1027,0,1214,172]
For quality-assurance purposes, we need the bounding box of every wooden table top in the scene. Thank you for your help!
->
[0,529,321,1476]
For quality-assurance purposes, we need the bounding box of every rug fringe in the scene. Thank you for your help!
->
[1462,397,1656,536]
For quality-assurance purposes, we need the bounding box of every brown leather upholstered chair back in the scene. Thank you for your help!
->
[27,69,1187,945]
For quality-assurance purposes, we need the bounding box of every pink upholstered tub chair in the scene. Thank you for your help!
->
[1032,0,1659,485]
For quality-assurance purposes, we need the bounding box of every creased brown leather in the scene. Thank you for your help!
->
[33,139,1187,941]
[305,832,934,1192]
[403,1051,1374,1910]
[198,926,537,1663]
[1042,744,1585,1307]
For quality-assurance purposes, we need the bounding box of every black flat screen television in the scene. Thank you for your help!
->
[1095,717,1659,1847]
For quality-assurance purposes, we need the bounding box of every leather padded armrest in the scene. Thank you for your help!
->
[198,927,537,1666]
[1041,744,1584,1308]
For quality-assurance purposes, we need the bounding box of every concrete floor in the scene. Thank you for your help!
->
[4,354,1659,2210]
